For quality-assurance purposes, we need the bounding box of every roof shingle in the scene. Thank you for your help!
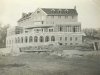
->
[41,8,78,16]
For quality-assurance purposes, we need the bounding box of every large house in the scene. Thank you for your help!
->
[6,6,83,53]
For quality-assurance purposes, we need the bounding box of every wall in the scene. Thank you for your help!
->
[46,15,78,24]
[18,8,47,27]
[6,32,82,53]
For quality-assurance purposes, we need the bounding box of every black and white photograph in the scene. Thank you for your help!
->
[0,0,100,75]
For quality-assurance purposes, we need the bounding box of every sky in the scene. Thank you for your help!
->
[0,0,100,28]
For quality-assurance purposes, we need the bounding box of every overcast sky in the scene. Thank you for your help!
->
[0,0,100,28]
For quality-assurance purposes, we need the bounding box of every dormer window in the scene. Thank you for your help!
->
[58,9,62,13]
[51,9,55,13]
[65,9,69,13]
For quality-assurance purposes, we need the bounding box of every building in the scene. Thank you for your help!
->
[6,6,83,53]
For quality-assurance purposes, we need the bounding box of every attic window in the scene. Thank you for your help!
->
[37,11,40,13]
[65,9,69,13]
[58,9,62,13]
[51,9,55,13]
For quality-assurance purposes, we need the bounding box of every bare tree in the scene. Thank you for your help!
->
[82,28,100,39]
[0,23,10,47]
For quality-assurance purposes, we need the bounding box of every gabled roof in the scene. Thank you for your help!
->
[41,8,78,16]
[17,8,78,22]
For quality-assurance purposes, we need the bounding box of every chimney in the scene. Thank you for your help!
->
[74,6,76,10]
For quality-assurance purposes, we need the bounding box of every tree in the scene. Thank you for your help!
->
[82,28,100,39]
[0,23,10,46]
[82,28,97,37]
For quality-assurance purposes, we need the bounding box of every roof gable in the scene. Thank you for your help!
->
[31,8,47,16]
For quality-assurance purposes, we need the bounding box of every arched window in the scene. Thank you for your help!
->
[18,37,20,43]
[51,36,55,41]
[40,36,44,42]
[45,36,49,42]
[29,36,33,43]
[34,36,38,42]
[25,36,28,43]
[21,37,23,43]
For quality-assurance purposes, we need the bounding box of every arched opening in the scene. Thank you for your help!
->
[45,36,49,42]
[40,36,44,42]
[34,36,38,42]
[51,36,55,41]
[29,36,33,43]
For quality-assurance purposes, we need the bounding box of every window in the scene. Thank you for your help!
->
[70,37,72,41]
[9,40,11,44]
[77,26,80,32]
[60,26,63,32]
[75,37,78,41]
[65,37,67,41]
[51,9,55,13]
[42,29,43,32]
[49,29,53,32]
[25,36,28,43]
[73,26,75,32]
[37,11,40,13]
[18,37,20,43]
[65,9,69,13]
[58,9,62,13]
[40,36,44,42]
[34,36,38,42]
[59,43,62,45]
[68,26,70,32]
[60,37,62,41]
[75,26,79,32]
[15,38,17,43]
[51,36,55,41]
[65,43,67,45]
[45,36,49,42]
[21,37,23,43]
[25,31,28,33]
[69,26,72,32]
[12,40,13,44]
[70,43,72,45]
[42,21,44,24]
[65,26,68,32]
[29,36,33,43]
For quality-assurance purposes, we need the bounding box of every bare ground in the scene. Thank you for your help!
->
[0,52,100,75]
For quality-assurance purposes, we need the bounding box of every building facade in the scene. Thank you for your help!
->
[6,7,83,53]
